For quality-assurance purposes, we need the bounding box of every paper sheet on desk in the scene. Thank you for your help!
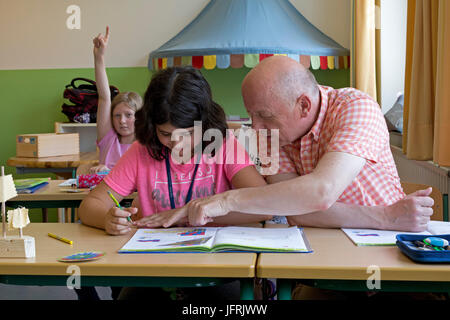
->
[342,228,430,246]
[58,179,77,187]
[426,220,450,235]
[343,221,450,246]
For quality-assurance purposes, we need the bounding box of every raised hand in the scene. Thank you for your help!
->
[93,26,110,58]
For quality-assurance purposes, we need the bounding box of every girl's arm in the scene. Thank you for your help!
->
[93,26,113,142]
[78,181,137,234]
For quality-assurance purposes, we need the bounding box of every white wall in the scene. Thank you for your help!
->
[380,0,407,113]
[291,0,350,50]
[0,0,351,70]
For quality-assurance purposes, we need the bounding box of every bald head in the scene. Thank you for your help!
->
[242,56,319,109]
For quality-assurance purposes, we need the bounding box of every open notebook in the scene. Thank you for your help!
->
[119,226,312,253]
[342,220,450,246]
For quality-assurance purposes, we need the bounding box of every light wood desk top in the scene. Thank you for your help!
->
[0,223,256,278]
[9,180,135,202]
[257,227,450,282]
[7,152,98,169]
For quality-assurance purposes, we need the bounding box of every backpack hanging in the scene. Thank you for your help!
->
[61,77,119,123]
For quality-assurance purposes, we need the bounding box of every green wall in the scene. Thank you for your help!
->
[0,66,349,222]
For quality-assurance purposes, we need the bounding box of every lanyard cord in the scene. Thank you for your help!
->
[165,149,200,210]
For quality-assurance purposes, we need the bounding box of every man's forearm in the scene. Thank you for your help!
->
[227,174,334,216]
[227,152,366,216]
[286,202,387,229]
[211,212,272,226]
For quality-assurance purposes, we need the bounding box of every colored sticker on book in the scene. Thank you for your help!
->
[179,228,206,236]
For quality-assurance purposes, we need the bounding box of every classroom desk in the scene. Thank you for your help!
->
[6,180,136,223]
[7,152,99,179]
[0,223,256,299]
[257,227,450,300]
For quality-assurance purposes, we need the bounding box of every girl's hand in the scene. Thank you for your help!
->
[89,164,110,174]
[93,26,110,58]
[134,207,188,228]
[104,206,137,235]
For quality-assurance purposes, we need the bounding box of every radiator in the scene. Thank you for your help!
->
[391,145,450,195]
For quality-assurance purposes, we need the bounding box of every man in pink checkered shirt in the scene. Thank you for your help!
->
[164,56,434,232]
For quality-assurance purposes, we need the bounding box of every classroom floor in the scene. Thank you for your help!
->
[0,284,112,300]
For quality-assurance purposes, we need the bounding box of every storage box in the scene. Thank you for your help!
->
[16,133,79,158]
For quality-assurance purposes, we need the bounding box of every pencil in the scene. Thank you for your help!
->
[107,191,132,223]
[48,233,73,245]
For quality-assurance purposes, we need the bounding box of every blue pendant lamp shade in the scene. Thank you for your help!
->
[149,0,350,71]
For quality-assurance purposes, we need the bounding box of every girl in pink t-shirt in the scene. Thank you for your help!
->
[90,26,143,173]
[79,66,271,235]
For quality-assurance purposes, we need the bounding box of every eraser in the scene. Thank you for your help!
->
[424,237,449,247]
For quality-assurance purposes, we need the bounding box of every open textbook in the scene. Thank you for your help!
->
[119,226,312,253]
[342,220,450,246]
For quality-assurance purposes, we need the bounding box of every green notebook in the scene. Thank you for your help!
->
[119,226,312,253]
[14,178,50,194]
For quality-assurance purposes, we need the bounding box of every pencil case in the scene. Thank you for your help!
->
[396,234,450,263]
[77,171,109,188]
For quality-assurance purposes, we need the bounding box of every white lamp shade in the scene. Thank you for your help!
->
[0,175,18,202]
[7,208,30,230]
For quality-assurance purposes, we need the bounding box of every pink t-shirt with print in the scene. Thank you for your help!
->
[97,129,132,169]
[103,133,254,216]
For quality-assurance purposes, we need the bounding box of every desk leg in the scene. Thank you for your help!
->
[71,207,77,222]
[240,278,254,300]
[444,194,448,222]
[277,279,292,300]
[58,208,66,223]
[41,208,48,222]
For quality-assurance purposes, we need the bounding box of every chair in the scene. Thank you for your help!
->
[401,181,445,222]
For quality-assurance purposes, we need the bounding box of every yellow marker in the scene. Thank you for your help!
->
[48,233,73,245]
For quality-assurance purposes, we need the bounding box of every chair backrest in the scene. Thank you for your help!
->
[401,181,443,221]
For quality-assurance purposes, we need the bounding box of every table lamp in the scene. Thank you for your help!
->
[0,166,35,258]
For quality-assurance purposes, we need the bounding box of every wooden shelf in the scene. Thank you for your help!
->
[54,122,97,153]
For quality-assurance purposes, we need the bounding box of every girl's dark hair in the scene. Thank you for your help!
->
[135,66,228,160]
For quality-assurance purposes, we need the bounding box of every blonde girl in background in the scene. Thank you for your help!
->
[89,26,142,174]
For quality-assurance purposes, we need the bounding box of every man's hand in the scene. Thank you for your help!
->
[134,208,188,228]
[382,188,434,232]
[162,192,234,227]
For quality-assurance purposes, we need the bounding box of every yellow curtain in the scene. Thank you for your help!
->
[404,0,450,166]
[433,0,450,165]
[351,0,378,101]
